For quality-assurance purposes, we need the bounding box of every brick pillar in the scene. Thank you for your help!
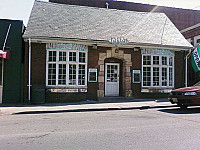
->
[123,54,132,97]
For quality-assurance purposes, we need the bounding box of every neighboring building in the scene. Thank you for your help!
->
[181,23,200,84]
[23,1,192,103]
[50,0,200,85]
[0,19,24,104]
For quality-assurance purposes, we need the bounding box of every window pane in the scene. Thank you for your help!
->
[58,64,66,85]
[59,51,66,61]
[143,56,151,65]
[107,65,118,82]
[153,56,159,65]
[78,65,86,85]
[49,51,56,62]
[169,57,173,66]
[169,68,173,86]
[153,67,159,86]
[69,52,76,61]
[48,64,56,85]
[79,52,86,63]
[162,56,167,65]
[69,64,76,85]
[143,67,151,86]
[162,68,167,86]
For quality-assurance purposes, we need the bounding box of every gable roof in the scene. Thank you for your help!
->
[23,1,192,49]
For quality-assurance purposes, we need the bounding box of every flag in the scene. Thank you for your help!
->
[191,45,200,72]
[0,50,10,59]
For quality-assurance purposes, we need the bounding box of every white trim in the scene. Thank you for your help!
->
[23,38,192,51]
[180,22,200,33]
[28,38,31,101]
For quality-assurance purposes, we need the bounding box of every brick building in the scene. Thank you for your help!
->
[50,0,200,85]
[23,1,192,103]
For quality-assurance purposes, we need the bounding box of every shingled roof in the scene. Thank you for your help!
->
[24,1,192,49]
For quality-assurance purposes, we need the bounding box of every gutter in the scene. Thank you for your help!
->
[180,23,200,33]
[23,36,193,51]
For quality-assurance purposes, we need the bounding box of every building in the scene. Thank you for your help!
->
[50,0,200,85]
[0,19,24,104]
[23,1,192,103]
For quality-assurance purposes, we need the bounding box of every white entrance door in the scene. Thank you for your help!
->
[105,63,119,96]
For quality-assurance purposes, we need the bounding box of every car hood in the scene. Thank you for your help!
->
[172,86,200,92]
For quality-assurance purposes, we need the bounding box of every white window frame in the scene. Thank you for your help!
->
[142,54,174,88]
[46,49,88,87]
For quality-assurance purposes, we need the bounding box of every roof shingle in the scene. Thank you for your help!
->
[24,1,192,49]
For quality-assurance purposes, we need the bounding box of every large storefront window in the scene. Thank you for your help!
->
[46,43,88,87]
[142,49,174,88]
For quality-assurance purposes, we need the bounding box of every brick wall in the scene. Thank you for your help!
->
[24,42,186,102]
[24,43,101,103]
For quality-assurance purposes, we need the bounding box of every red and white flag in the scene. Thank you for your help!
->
[0,50,10,59]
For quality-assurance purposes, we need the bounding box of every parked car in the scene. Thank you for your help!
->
[168,81,200,109]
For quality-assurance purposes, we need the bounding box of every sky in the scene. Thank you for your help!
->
[0,0,200,26]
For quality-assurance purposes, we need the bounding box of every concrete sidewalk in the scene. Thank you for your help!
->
[0,99,175,115]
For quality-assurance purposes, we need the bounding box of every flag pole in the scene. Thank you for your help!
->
[1,24,12,86]
[2,24,11,51]
[1,24,11,103]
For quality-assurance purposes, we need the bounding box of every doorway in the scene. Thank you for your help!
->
[105,63,120,96]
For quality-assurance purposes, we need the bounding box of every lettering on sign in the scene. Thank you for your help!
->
[46,43,88,52]
[50,89,87,93]
[109,37,129,45]
[141,49,175,56]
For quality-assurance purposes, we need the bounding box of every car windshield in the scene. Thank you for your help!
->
[194,81,200,86]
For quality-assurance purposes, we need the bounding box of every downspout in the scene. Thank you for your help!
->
[28,38,31,101]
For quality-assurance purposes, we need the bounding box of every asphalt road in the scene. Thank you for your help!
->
[1,106,200,150]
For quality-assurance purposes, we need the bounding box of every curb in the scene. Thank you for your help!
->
[12,104,176,115]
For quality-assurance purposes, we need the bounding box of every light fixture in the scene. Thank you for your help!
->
[134,47,140,51]
[92,44,97,49]
[115,47,119,53]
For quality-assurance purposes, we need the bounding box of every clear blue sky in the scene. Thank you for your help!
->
[0,0,200,26]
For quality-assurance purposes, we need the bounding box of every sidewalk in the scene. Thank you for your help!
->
[0,98,175,115]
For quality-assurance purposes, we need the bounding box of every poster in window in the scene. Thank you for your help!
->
[132,70,141,83]
[88,68,97,82]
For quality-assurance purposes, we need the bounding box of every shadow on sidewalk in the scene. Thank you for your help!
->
[0,98,169,108]
[12,104,175,115]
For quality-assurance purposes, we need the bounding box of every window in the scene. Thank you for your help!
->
[46,50,87,87]
[88,68,97,82]
[132,70,141,83]
[142,55,174,87]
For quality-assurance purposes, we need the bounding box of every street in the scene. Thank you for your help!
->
[1,106,200,150]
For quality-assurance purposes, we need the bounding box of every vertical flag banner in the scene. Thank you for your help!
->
[191,45,200,72]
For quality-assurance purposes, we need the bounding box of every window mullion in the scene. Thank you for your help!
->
[151,55,153,87]
[159,56,161,87]
[76,64,79,86]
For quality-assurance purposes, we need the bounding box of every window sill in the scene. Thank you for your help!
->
[141,88,173,93]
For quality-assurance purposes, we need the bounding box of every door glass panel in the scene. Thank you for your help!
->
[107,64,118,82]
